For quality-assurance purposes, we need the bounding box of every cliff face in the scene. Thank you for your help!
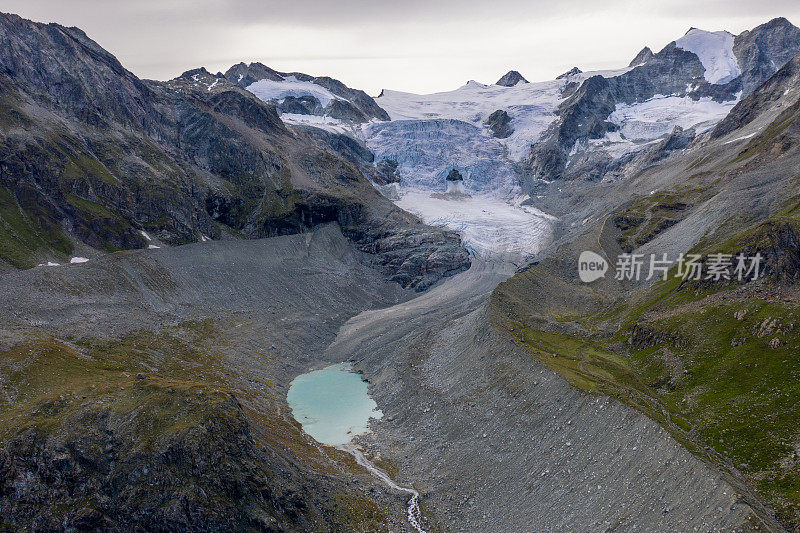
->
[0,12,469,288]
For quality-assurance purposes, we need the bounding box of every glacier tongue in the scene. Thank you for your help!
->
[395,190,554,258]
[362,111,555,258]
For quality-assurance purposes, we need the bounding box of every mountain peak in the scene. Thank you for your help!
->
[675,28,739,84]
[556,67,582,79]
[629,47,654,67]
[763,16,793,28]
[496,70,528,87]
[179,67,213,79]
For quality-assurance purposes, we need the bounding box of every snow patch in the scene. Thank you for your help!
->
[724,132,757,144]
[246,76,341,107]
[139,230,152,242]
[675,29,741,85]
[148,245,160,250]
[280,113,351,134]
[69,257,89,264]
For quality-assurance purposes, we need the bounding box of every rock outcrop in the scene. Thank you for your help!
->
[629,46,654,67]
[556,66,582,79]
[484,109,514,138]
[495,70,528,86]
[223,62,390,122]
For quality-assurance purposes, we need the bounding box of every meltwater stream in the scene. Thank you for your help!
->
[287,363,427,533]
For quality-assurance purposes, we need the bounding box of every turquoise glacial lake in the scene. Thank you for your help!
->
[287,363,383,446]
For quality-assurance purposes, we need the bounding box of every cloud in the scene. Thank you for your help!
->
[3,0,800,93]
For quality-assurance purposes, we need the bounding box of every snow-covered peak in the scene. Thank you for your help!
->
[374,65,632,162]
[675,29,741,84]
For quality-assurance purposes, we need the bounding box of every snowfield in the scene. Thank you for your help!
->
[675,29,741,85]
[609,94,738,140]
[280,113,354,134]
[246,76,341,107]
[590,94,740,157]
[375,79,565,161]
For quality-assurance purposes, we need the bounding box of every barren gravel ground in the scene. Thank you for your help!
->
[326,252,762,532]
[0,223,767,531]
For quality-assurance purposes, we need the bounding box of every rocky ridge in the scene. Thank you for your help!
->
[526,17,800,183]
[0,12,469,289]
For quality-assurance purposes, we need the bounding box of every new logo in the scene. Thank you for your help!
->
[578,251,608,283]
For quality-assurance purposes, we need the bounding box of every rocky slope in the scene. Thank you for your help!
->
[0,12,469,289]
[492,46,800,530]
[495,70,528,87]
[0,224,416,531]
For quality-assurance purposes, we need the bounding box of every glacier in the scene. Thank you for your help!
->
[246,75,341,107]
[238,30,750,259]
[675,29,741,85]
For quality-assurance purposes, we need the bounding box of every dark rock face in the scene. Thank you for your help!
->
[613,126,696,178]
[713,47,800,139]
[529,74,621,180]
[556,67,582,79]
[734,17,800,96]
[496,70,528,86]
[324,98,369,122]
[310,75,390,121]
[223,62,390,122]
[0,11,469,289]
[375,158,401,185]
[722,219,800,283]
[484,109,514,138]
[276,95,323,115]
[629,47,654,67]
[446,168,464,182]
[0,394,319,531]
[224,61,284,86]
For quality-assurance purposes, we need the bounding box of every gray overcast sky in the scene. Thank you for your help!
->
[5,1,800,95]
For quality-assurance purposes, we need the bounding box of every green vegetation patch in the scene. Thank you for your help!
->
[613,188,709,252]
[0,320,227,447]
[494,213,800,529]
[0,186,73,268]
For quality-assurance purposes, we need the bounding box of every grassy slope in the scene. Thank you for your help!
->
[0,186,73,268]
[493,132,800,528]
[0,320,389,531]
[493,241,800,528]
